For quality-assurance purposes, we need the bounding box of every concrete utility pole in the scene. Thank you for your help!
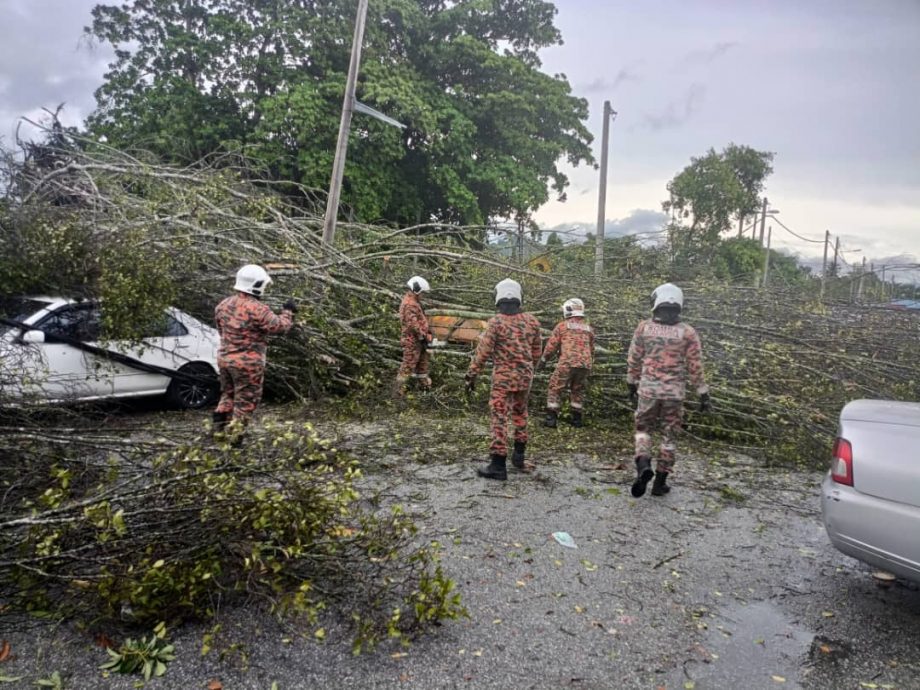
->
[758,197,768,245]
[594,101,616,278]
[858,258,868,302]
[762,226,772,287]
[322,0,370,248]
[820,230,830,299]
[831,236,840,276]
[738,214,744,238]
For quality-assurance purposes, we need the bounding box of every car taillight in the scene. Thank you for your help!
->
[831,437,853,486]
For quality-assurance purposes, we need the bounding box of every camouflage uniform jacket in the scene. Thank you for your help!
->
[543,317,595,369]
[399,292,429,340]
[627,319,708,400]
[469,312,543,392]
[215,293,293,361]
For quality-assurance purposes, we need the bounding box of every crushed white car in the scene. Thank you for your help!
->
[1,297,220,409]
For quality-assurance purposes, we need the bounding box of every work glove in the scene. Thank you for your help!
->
[535,358,546,373]
[282,299,298,314]
[464,372,477,393]
[699,392,712,413]
[627,383,639,407]
[418,333,429,351]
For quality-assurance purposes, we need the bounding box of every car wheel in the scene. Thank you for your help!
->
[167,362,219,410]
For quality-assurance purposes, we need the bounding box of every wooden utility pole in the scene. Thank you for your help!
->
[758,197,768,245]
[820,230,830,299]
[738,214,744,238]
[761,226,772,287]
[322,0,370,248]
[594,101,615,278]
[831,236,840,276]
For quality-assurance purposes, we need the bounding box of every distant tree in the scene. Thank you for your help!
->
[546,231,562,247]
[663,144,773,266]
[85,0,594,226]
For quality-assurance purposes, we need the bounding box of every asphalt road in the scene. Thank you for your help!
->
[3,408,918,689]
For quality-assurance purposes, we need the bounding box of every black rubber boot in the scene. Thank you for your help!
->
[211,411,229,438]
[477,454,508,480]
[542,410,558,428]
[631,455,654,497]
[651,471,671,496]
[511,441,526,470]
[567,409,584,428]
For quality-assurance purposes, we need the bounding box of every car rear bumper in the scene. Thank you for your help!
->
[821,473,920,583]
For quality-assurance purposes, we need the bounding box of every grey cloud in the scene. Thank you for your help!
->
[639,83,705,131]
[581,62,643,94]
[0,0,109,140]
[543,208,668,243]
[682,41,738,65]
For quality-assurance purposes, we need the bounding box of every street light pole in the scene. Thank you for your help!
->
[594,101,616,278]
[321,0,370,248]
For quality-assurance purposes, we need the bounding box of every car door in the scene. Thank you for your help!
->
[31,304,116,400]
[110,312,198,395]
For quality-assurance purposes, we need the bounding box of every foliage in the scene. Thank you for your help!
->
[2,127,918,472]
[35,671,65,690]
[0,422,466,650]
[712,237,810,287]
[663,144,774,268]
[85,0,593,226]
[100,623,175,681]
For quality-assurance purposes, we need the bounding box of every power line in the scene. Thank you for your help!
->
[771,217,825,244]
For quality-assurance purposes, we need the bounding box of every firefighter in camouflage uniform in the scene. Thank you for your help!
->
[465,279,543,480]
[626,283,710,497]
[539,298,595,428]
[213,264,295,440]
[395,276,433,395]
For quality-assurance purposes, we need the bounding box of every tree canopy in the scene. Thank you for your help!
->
[85,0,594,227]
[662,143,773,268]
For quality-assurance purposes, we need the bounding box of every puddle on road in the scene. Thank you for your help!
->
[688,601,813,690]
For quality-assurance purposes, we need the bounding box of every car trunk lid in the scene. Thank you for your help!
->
[839,399,920,508]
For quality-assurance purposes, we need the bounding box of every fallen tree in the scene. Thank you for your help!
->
[2,126,919,466]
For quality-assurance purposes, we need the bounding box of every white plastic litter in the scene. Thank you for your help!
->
[552,532,577,549]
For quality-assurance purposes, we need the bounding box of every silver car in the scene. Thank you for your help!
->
[821,399,920,583]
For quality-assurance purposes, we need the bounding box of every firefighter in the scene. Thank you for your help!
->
[212,264,295,440]
[538,298,595,428]
[465,279,543,480]
[395,276,433,395]
[626,283,710,497]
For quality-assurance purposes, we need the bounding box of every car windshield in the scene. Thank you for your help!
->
[0,298,52,333]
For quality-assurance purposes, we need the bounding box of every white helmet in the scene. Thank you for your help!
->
[651,283,683,310]
[562,298,585,318]
[234,264,272,297]
[406,276,431,293]
[494,278,523,305]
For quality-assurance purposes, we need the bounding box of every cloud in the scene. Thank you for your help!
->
[581,60,642,93]
[542,208,668,244]
[0,0,110,142]
[638,83,705,131]
[682,41,738,65]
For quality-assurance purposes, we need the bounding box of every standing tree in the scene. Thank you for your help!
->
[662,143,773,270]
[85,0,593,227]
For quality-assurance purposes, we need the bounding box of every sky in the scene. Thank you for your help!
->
[1,0,918,276]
